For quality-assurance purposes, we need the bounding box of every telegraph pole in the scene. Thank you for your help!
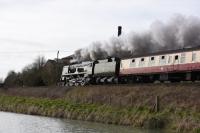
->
[56,50,60,85]
[57,50,59,63]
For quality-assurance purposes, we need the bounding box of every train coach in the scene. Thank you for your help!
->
[120,46,200,83]
[60,46,200,86]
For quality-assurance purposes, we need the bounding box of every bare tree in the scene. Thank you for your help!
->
[0,78,3,84]
[33,56,46,70]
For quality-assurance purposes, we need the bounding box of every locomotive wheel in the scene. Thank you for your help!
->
[69,82,74,86]
[57,82,64,86]
[65,82,69,87]
[81,81,86,86]
[114,77,119,84]
[96,78,100,84]
[75,82,79,86]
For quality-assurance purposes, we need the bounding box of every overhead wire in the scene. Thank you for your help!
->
[0,50,72,55]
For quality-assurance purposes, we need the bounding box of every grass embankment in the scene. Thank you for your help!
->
[0,83,200,132]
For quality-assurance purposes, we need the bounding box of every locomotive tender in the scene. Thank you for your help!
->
[60,46,200,86]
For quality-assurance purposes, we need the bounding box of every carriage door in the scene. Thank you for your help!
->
[173,55,179,71]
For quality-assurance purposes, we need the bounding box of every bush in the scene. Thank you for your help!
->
[4,56,65,87]
[4,71,23,87]
[41,60,63,86]
[21,56,46,86]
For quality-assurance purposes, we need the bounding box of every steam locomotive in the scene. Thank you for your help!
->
[60,46,200,86]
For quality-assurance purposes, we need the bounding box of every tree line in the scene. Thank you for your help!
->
[3,56,64,87]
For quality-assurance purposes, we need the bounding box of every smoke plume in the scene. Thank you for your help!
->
[74,15,200,61]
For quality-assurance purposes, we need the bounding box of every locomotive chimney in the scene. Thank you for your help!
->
[118,26,122,37]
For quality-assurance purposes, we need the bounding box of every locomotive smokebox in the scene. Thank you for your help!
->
[118,26,122,36]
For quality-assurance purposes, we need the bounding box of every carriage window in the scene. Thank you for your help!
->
[160,55,166,64]
[130,59,136,67]
[180,53,186,63]
[139,58,145,67]
[175,55,179,60]
[149,56,155,66]
[192,52,196,61]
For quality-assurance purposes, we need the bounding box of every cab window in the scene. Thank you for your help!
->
[77,68,84,72]
[108,58,112,62]
[68,67,76,73]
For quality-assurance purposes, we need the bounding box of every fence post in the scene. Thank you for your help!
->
[131,95,133,107]
[119,98,122,107]
[69,95,71,100]
[155,96,160,112]
[75,95,78,103]
[109,96,112,105]
[91,96,93,104]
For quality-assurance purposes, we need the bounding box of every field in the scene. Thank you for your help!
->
[0,83,200,132]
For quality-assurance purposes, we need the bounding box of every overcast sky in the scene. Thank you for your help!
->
[0,0,200,78]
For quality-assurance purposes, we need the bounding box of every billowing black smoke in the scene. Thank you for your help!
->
[74,15,200,61]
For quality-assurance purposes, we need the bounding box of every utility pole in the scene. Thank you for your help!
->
[57,50,59,63]
[56,50,60,85]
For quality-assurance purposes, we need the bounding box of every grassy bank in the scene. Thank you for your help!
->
[0,83,200,132]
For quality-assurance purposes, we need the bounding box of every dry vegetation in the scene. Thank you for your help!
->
[0,86,68,99]
[0,83,200,132]
[64,83,200,110]
[1,83,200,110]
